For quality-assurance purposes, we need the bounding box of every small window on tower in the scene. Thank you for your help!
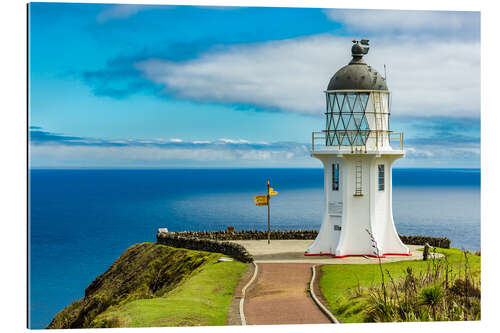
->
[332,164,339,191]
[378,164,385,191]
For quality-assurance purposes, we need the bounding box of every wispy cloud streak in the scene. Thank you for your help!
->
[29,128,479,168]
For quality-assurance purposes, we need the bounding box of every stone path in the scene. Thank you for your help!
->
[244,263,331,325]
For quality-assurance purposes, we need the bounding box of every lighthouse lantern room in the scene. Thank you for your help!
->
[306,40,410,258]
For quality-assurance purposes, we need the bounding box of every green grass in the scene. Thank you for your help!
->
[319,248,481,323]
[92,258,247,327]
[47,243,249,329]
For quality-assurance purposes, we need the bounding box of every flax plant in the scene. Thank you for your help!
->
[362,249,480,322]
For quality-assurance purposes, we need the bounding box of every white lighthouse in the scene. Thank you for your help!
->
[305,40,410,258]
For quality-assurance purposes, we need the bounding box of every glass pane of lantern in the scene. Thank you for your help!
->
[354,133,364,145]
[346,93,356,113]
[339,131,349,146]
[346,131,356,145]
[333,132,340,146]
[360,115,370,130]
[339,131,347,146]
[352,93,364,114]
[326,113,332,131]
[327,113,339,131]
[326,93,335,112]
[352,132,359,145]
[332,113,340,130]
[326,132,333,145]
[336,93,346,114]
[341,114,353,131]
[338,111,347,130]
[332,94,339,113]
[353,111,364,129]
[359,93,369,111]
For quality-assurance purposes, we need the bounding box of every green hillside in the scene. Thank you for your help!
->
[47,242,247,328]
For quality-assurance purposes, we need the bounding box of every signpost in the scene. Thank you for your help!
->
[253,180,278,244]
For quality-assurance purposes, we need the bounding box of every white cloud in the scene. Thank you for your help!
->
[29,138,314,168]
[29,134,479,168]
[405,143,480,161]
[216,138,250,144]
[97,5,145,23]
[323,9,479,35]
[135,34,479,118]
[405,147,435,158]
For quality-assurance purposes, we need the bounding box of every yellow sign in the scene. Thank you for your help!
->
[269,187,278,195]
[254,195,268,204]
[256,202,268,206]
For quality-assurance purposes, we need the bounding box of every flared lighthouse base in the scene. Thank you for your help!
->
[303,251,412,259]
[304,211,411,259]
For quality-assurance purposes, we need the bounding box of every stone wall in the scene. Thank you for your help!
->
[171,229,319,241]
[161,229,451,248]
[398,235,451,249]
[156,229,451,261]
[156,230,253,263]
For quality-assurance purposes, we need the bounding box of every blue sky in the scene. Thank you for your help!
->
[28,2,480,168]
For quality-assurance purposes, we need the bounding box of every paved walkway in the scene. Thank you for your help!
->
[235,240,441,325]
[231,240,442,264]
[244,263,331,325]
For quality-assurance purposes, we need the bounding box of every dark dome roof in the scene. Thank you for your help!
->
[327,41,388,91]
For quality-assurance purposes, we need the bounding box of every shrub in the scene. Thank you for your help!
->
[360,250,480,322]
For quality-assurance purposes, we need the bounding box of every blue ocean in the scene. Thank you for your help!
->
[28,168,480,328]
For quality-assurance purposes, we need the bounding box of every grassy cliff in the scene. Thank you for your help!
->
[47,242,247,328]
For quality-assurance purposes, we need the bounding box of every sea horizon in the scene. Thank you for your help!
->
[29,167,481,170]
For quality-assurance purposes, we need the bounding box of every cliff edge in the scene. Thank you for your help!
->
[47,242,241,328]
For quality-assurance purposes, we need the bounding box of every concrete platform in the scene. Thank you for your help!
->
[230,240,442,264]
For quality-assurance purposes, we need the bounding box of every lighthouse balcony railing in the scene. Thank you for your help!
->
[311,130,404,152]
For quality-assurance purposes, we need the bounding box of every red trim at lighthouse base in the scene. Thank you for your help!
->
[304,252,412,258]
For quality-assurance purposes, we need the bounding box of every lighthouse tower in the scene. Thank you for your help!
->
[305,40,410,258]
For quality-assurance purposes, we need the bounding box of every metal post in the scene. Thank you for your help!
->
[267,180,270,244]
